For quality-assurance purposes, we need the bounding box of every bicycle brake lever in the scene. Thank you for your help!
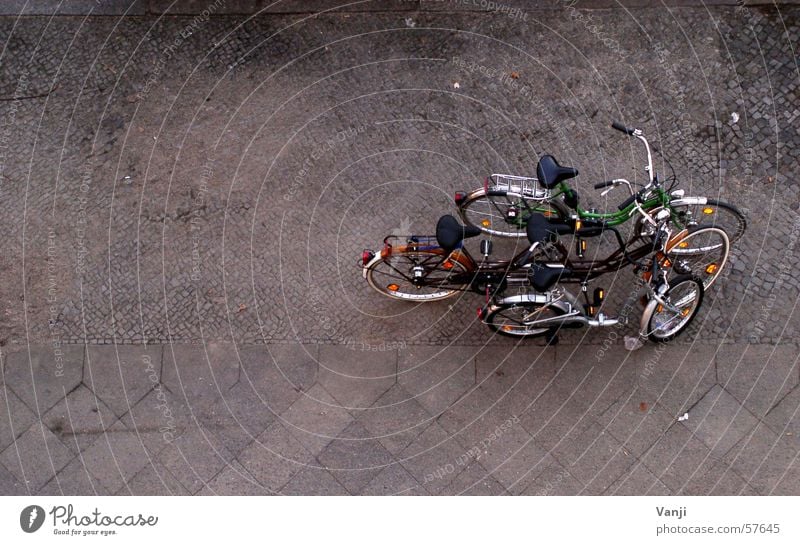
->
[600,186,615,197]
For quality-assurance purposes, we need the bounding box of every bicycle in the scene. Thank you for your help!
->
[362,187,717,343]
[455,122,747,247]
[480,207,710,343]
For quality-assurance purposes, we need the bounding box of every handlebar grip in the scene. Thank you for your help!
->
[617,193,637,211]
[611,121,635,135]
[594,180,615,190]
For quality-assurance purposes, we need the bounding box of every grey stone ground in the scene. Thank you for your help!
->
[0,1,799,495]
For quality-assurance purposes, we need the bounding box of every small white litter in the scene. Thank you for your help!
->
[678,413,689,422]
[731,112,739,123]
[624,335,644,351]
[453,82,460,89]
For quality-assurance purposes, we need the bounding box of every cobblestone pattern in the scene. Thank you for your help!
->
[0,5,797,351]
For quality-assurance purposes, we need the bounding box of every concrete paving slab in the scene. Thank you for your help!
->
[0,459,26,495]
[3,346,84,413]
[717,344,800,417]
[360,463,422,495]
[764,385,800,450]
[79,431,154,494]
[0,385,36,452]
[637,343,719,416]
[239,344,319,413]
[119,387,193,454]
[521,455,583,496]
[679,459,759,496]
[398,422,469,494]
[683,384,760,456]
[198,460,268,496]
[280,464,350,495]
[604,462,672,496]
[279,383,354,456]
[156,425,236,494]
[318,345,396,410]
[356,383,435,456]
[639,422,721,493]
[38,456,110,496]
[317,421,395,494]
[723,422,800,495]
[439,461,507,495]
[162,343,240,408]
[42,384,119,453]
[398,345,476,417]
[237,422,314,492]
[196,380,279,456]
[123,460,189,496]
[0,423,73,492]
[84,345,161,418]
[597,395,675,458]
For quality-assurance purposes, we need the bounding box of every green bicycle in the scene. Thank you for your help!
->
[455,122,746,245]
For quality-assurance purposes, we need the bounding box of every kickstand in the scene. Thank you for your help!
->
[545,329,559,346]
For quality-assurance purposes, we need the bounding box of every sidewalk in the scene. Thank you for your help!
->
[1,341,797,495]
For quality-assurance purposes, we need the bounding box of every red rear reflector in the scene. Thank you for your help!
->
[362,250,375,266]
[454,191,467,205]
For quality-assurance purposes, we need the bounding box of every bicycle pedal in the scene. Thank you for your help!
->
[480,239,493,257]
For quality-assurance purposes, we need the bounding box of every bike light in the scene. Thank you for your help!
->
[703,207,714,215]
[387,284,399,292]
[362,250,375,266]
[706,263,718,274]
[455,191,467,205]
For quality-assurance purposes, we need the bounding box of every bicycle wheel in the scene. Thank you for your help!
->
[666,226,729,289]
[458,189,569,238]
[646,274,704,342]
[484,301,567,338]
[365,249,469,302]
[670,199,746,244]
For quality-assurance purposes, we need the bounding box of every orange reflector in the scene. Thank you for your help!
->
[682,308,691,317]
[663,258,672,267]
[678,241,689,248]
[703,207,714,215]
[443,261,454,270]
[481,219,491,227]
[575,219,582,230]
[387,284,399,292]
[656,304,664,313]
[706,263,718,274]
[502,325,513,332]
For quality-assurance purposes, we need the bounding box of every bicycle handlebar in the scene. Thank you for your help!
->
[611,121,635,135]
[617,192,638,211]
[594,180,615,190]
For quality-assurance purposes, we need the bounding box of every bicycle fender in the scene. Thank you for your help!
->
[670,196,708,206]
[638,298,660,339]
[362,255,383,279]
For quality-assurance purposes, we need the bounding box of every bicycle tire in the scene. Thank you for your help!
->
[645,274,705,342]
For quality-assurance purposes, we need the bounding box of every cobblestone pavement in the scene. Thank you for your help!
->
[0,1,799,495]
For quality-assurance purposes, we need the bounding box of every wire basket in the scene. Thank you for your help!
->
[489,174,549,200]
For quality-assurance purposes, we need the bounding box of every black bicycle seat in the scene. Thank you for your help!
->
[526,214,573,244]
[436,215,482,252]
[530,263,572,292]
[536,155,579,189]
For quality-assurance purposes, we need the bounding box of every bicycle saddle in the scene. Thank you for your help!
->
[530,263,572,292]
[536,155,579,189]
[526,213,573,244]
[436,215,482,252]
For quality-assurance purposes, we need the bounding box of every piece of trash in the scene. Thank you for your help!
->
[678,413,689,422]
[510,71,520,79]
[122,175,132,184]
[237,303,247,313]
[639,402,648,412]
[624,335,645,351]
[404,17,416,28]
[453,82,460,89]
[731,112,739,123]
